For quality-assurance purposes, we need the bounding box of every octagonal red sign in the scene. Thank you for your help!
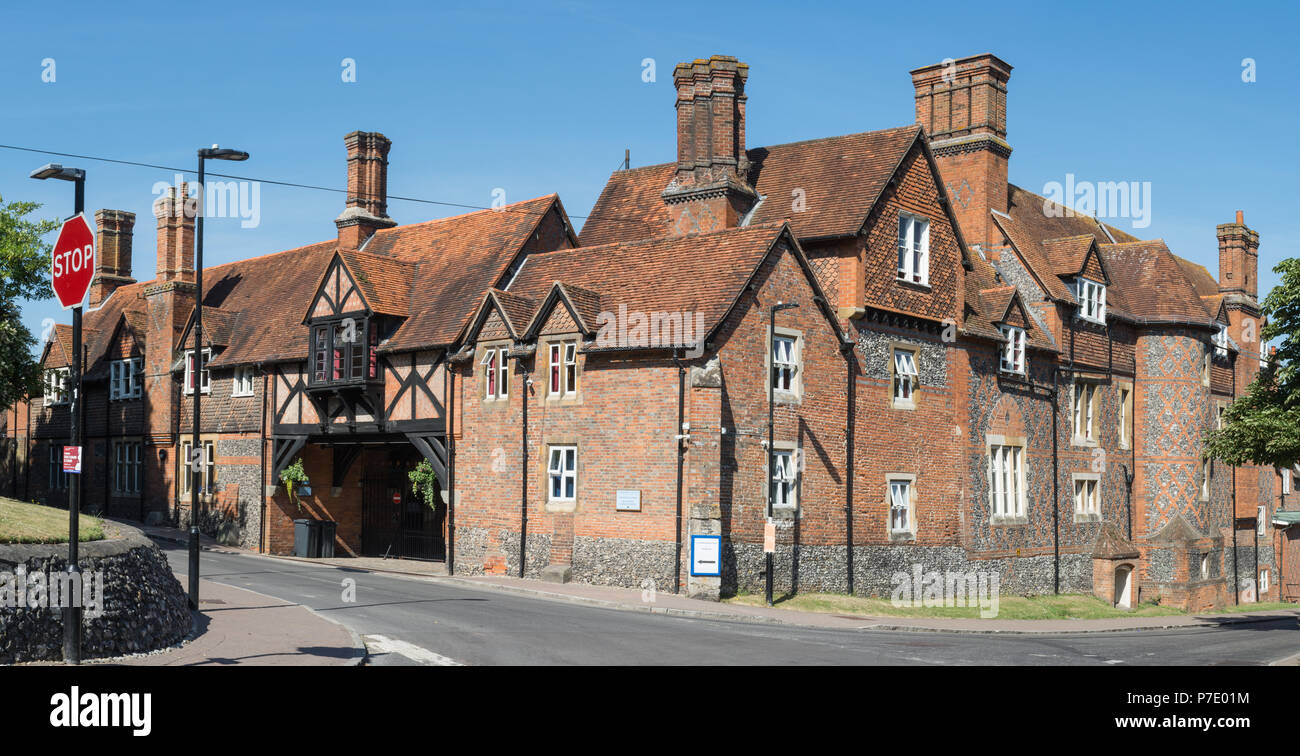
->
[51,213,96,310]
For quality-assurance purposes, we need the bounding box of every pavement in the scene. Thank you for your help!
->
[120,519,1300,665]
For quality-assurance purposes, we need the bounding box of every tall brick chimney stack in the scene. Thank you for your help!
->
[1217,210,1259,300]
[662,55,758,236]
[89,209,137,306]
[910,54,1013,252]
[335,131,397,250]
[152,185,195,285]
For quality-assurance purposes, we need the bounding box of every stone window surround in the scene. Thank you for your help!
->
[1116,379,1133,450]
[180,435,218,500]
[541,437,580,513]
[540,334,581,405]
[477,340,512,406]
[987,434,1028,526]
[768,439,801,519]
[767,325,804,404]
[1070,472,1102,523]
[889,342,919,410]
[886,472,917,541]
[1069,378,1101,448]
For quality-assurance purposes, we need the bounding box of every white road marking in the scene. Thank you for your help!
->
[363,634,462,666]
[1103,659,1124,664]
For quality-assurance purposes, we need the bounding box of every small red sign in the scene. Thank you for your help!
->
[62,446,82,474]
[51,214,96,310]
[392,492,401,506]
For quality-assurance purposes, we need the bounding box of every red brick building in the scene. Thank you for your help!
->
[2,53,1291,609]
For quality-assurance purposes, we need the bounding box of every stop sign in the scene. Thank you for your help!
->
[51,213,96,310]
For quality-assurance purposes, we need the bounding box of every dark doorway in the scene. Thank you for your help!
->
[361,445,444,560]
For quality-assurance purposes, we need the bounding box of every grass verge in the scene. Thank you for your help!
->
[0,497,104,544]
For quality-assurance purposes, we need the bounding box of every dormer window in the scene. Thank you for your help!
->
[110,358,142,400]
[896,213,930,286]
[1075,278,1106,323]
[999,325,1026,375]
[482,346,509,400]
[43,368,70,406]
[1213,324,1229,360]
[309,317,377,386]
[184,348,211,395]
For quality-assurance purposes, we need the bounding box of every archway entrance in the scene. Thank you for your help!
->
[1114,565,1133,609]
[360,445,444,560]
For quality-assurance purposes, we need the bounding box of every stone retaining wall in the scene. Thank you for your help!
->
[0,522,190,664]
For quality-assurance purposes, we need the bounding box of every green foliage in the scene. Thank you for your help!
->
[1204,257,1300,468]
[0,195,59,409]
[279,458,309,512]
[409,459,439,511]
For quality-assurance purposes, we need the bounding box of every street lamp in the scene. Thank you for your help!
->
[31,162,87,665]
[188,145,249,610]
[766,301,799,607]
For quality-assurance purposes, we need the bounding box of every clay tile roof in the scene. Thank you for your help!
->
[580,126,922,246]
[990,213,1074,301]
[980,285,1017,322]
[490,289,539,337]
[43,324,75,369]
[1006,184,1140,245]
[374,195,566,351]
[510,224,793,343]
[554,283,604,332]
[962,254,1054,351]
[1175,256,1220,298]
[1096,241,1216,323]
[1040,235,1097,277]
[338,249,415,317]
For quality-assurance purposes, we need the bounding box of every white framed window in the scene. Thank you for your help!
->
[1073,475,1100,520]
[999,326,1026,375]
[1216,403,1227,430]
[1213,325,1229,360]
[548,342,577,397]
[1075,278,1106,323]
[43,368,70,406]
[232,366,255,397]
[181,439,215,496]
[888,477,914,535]
[1283,468,1292,495]
[892,347,918,407]
[1071,381,1097,443]
[109,358,142,400]
[482,347,509,400]
[1200,553,1210,580]
[48,445,68,490]
[771,447,799,513]
[772,334,799,395]
[1260,569,1270,593]
[113,441,142,494]
[1257,505,1267,537]
[1118,385,1132,449]
[896,213,930,285]
[547,445,576,503]
[989,443,1025,519]
[183,348,212,395]
[1200,458,1211,501]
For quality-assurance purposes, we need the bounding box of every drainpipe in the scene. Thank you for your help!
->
[519,361,529,578]
[1231,365,1238,604]
[1121,462,1133,542]
[446,356,456,575]
[259,367,268,553]
[671,348,685,594]
[1051,372,1060,594]
[841,339,856,594]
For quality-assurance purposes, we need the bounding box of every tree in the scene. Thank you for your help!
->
[1203,257,1300,469]
[0,195,58,409]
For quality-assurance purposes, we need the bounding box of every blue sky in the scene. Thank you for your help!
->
[2,0,1296,353]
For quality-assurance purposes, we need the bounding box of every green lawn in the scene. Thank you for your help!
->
[0,497,104,544]
[727,591,1184,620]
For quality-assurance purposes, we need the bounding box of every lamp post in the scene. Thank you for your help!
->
[767,301,799,607]
[189,145,249,609]
[30,162,86,664]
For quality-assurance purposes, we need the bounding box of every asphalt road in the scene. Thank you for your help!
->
[159,543,1300,666]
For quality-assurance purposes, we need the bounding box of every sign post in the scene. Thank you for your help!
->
[52,212,95,666]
